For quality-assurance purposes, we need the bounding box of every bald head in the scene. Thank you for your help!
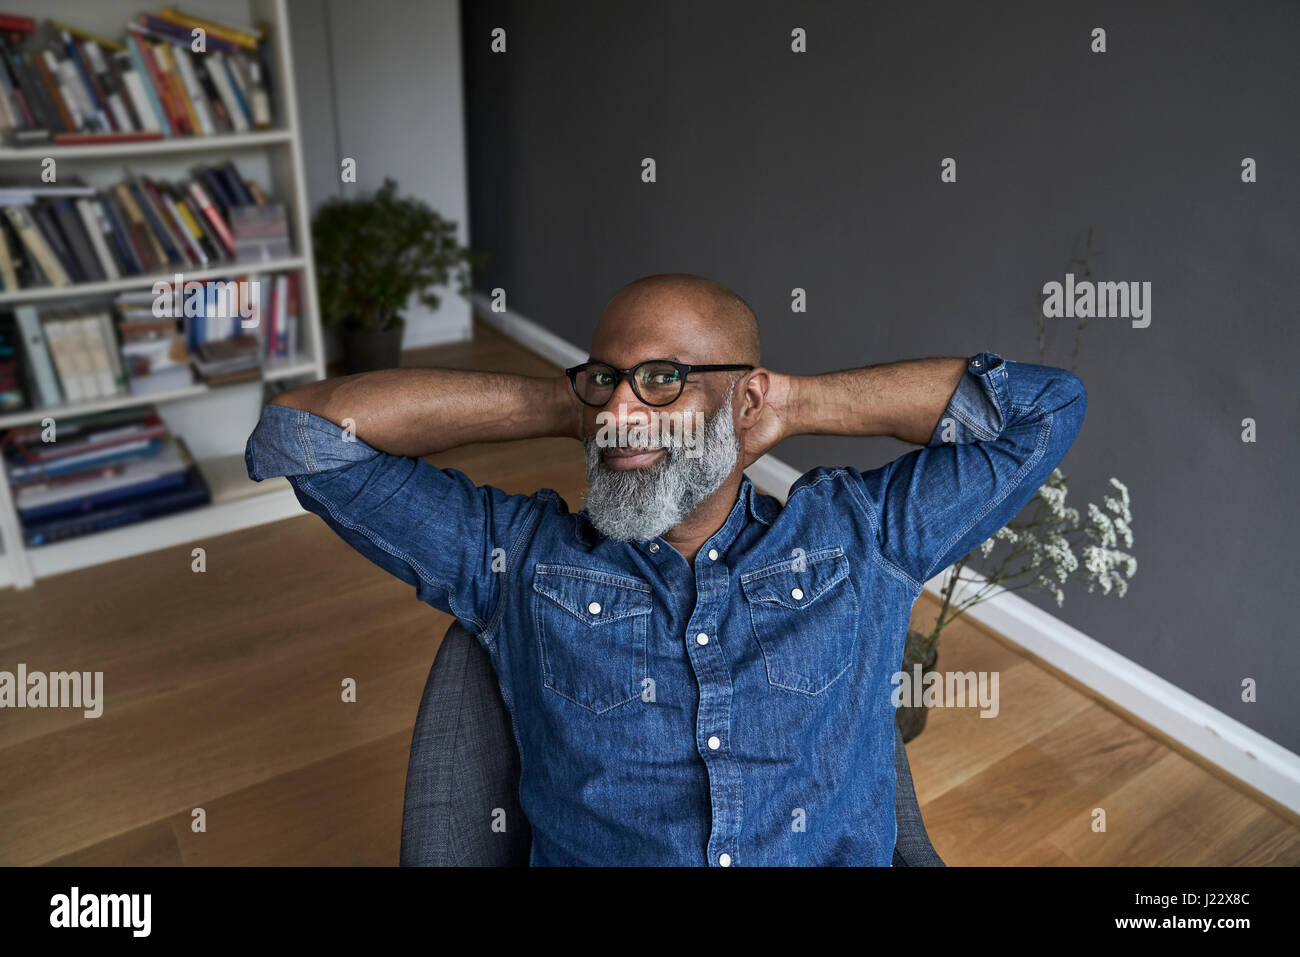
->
[592,273,760,368]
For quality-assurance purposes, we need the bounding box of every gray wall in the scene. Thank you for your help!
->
[460,0,1300,752]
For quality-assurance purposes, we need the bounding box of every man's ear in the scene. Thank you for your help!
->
[735,368,770,428]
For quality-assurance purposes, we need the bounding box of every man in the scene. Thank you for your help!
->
[244,273,1086,866]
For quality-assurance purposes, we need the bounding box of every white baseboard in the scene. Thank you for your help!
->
[471,292,587,366]
[471,291,1300,815]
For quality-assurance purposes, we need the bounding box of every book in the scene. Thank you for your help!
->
[74,197,120,280]
[159,7,262,50]
[15,433,190,521]
[0,215,18,290]
[0,309,31,411]
[30,204,86,282]
[50,198,105,282]
[2,11,276,146]
[230,203,288,260]
[6,418,213,547]
[119,329,194,396]
[13,304,61,406]
[22,454,211,546]
[4,205,70,286]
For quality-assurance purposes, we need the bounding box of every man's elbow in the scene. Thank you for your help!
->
[1055,371,1087,442]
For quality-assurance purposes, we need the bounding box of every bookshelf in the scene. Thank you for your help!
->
[0,0,323,589]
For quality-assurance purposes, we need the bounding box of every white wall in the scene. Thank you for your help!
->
[289,0,472,354]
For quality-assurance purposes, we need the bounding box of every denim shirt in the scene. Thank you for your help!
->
[244,352,1085,866]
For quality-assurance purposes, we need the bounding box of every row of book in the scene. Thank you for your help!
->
[0,8,273,147]
[0,273,299,411]
[0,406,210,546]
[0,166,291,291]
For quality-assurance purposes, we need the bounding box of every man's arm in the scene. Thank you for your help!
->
[754,352,1087,591]
[267,368,581,455]
[246,368,584,646]
[782,357,969,445]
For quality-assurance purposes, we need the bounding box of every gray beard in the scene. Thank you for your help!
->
[582,398,740,542]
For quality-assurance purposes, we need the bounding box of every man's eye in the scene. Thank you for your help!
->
[647,371,680,386]
[592,372,615,386]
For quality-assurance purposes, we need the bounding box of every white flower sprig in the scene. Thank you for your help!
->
[923,469,1137,647]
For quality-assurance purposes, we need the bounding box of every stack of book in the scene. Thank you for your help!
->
[0,163,277,291]
[0,8,274,147]
[192,333,259,385]
[136,269,297,361]
[113,292,194,397]
[1,406,211,546]
[2,273,297,411]
[230,203,288,260]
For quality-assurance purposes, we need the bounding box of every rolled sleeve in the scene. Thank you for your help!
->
[245,402,382,481]
[851,351,1087,591]
[925,352,1009,446]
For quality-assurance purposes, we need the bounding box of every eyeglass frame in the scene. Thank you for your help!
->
[564,359,755,407]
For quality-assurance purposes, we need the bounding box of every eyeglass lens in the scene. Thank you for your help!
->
[576,361,683,405]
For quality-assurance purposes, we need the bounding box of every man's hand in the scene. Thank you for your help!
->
[741,358,968,452]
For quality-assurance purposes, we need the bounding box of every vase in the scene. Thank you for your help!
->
[895,629,940,743]
[340,324,404,374]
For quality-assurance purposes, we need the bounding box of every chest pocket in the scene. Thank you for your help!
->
[532,564,652,714]
[739,546,859,695]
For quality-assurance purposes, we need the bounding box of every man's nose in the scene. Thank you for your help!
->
[602,377,653,437]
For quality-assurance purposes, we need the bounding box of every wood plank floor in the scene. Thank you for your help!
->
[2,319,1296,866]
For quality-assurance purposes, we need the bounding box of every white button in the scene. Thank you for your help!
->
[588,601,601,615]
[791,588,804,600]
[707,735,721,750]
[718,853,731,867]
[696,632,709,645]
[707,548,718,561]
[649,543,659,553]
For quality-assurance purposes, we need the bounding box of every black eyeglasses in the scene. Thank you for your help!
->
[565,359,754,407]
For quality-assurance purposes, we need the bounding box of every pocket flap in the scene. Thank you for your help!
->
[532,564,653,624]
[740,546,849,608]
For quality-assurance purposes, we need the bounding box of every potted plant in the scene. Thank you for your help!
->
[896,226,1138,741]
[896,467,1137,741]
[312,177,483,373]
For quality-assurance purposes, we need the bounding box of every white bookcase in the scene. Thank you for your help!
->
[0,0,322,589]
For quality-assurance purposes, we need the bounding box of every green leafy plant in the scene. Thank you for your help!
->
[312,177,484,334]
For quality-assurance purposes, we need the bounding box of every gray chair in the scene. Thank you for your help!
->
[401,619,944,866]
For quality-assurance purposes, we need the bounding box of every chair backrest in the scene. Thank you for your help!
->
[401,620,943,866]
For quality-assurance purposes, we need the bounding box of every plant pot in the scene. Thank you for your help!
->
[340,324,404,374]
[895,629,940,743]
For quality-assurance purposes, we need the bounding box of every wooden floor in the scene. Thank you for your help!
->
[1,320,1296,866]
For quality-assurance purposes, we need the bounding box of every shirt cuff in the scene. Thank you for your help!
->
[926,352,1009,446]
[245,403,382,481]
